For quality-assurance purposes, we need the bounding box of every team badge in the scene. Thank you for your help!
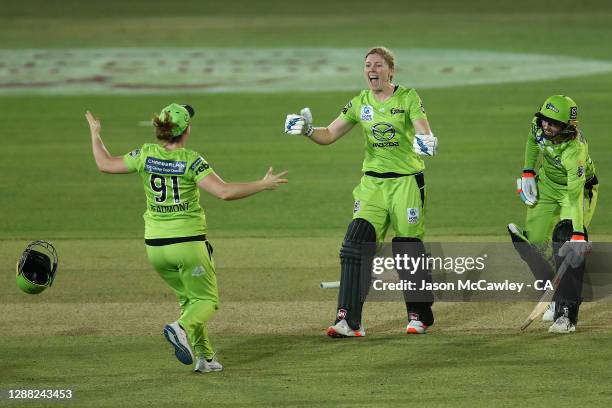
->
[407,208,419,224]
[361,105,373,121]
[192,265,206,277]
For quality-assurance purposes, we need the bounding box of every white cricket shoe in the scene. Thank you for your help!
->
[542,302,555,322]
[163,321,194,365]
[194,357,223,373]
[326,319,365,338]
[406,320,429,334]
[548,316,576,334]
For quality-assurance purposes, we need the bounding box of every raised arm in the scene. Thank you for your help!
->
[198,167,288,201]
[85,111,131,174]
[285,108,355,145]
[308,116,356,145]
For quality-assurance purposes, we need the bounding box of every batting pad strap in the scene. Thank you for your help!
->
[571,232,586,241]
[522,169,536,177]
[340,241,362,260]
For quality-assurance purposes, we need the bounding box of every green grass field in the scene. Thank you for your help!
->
[1,1,612,406]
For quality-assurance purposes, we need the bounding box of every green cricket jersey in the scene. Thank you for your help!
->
[340,85,428,174]
[524,118,596,232]
[123,143,214,239]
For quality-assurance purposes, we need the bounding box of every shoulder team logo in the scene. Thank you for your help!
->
[361,105,373,121]
[371,122,396,141]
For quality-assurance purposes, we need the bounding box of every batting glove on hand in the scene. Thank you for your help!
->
[284,107,313,137]
[516,169,538,207]
[559,233,591,268]
[413,134,437,156]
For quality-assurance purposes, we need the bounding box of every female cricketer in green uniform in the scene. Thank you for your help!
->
[284,47,438,337]
[509,95,598,333]
[86,104,287,371]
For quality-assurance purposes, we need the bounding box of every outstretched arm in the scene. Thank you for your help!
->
[308,116,355,145]
[285,108,355,145]
[86,111,131,174]
[198,167,288,201]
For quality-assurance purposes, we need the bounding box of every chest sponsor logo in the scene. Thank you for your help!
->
[361,105,373,121]
[371,122,396,142]
[390,108,405,115]
[145,157,186,175]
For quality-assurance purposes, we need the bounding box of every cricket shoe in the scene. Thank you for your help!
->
[194,357,223,373]
[548,316,576,334]
[406,320,429,334]
[542,302,555,322]
[326,319,365,338]
[163,321,194,365]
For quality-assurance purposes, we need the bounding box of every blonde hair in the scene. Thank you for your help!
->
[365,46,396,70]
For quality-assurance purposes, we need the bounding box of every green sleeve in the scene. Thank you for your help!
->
[407,89,428,122]
[123,146,144,172]
[339,96,359,124]
[189,153,214,183]
[562,143,587,233]
[523,123,540,170]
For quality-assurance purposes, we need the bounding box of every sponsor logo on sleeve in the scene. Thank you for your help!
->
[128,148,141,158]
[577,165,585,177]
[407,207,419,224]
[144,157,186,175]
[353,200,361,213]
[341,100,352,115]
[361,105,373,121]
[190,157,203,170]
[419,101,426,114]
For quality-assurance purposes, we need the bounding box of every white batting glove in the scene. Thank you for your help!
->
[516,170,538,207]
[284,107,313,137]
[413,134,437,156]
[559,233,591,268]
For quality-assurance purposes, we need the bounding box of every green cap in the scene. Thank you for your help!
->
[536,95,578,126]
[159,103,195,138]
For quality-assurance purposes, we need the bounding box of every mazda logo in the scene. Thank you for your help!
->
[371,122,396,141]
